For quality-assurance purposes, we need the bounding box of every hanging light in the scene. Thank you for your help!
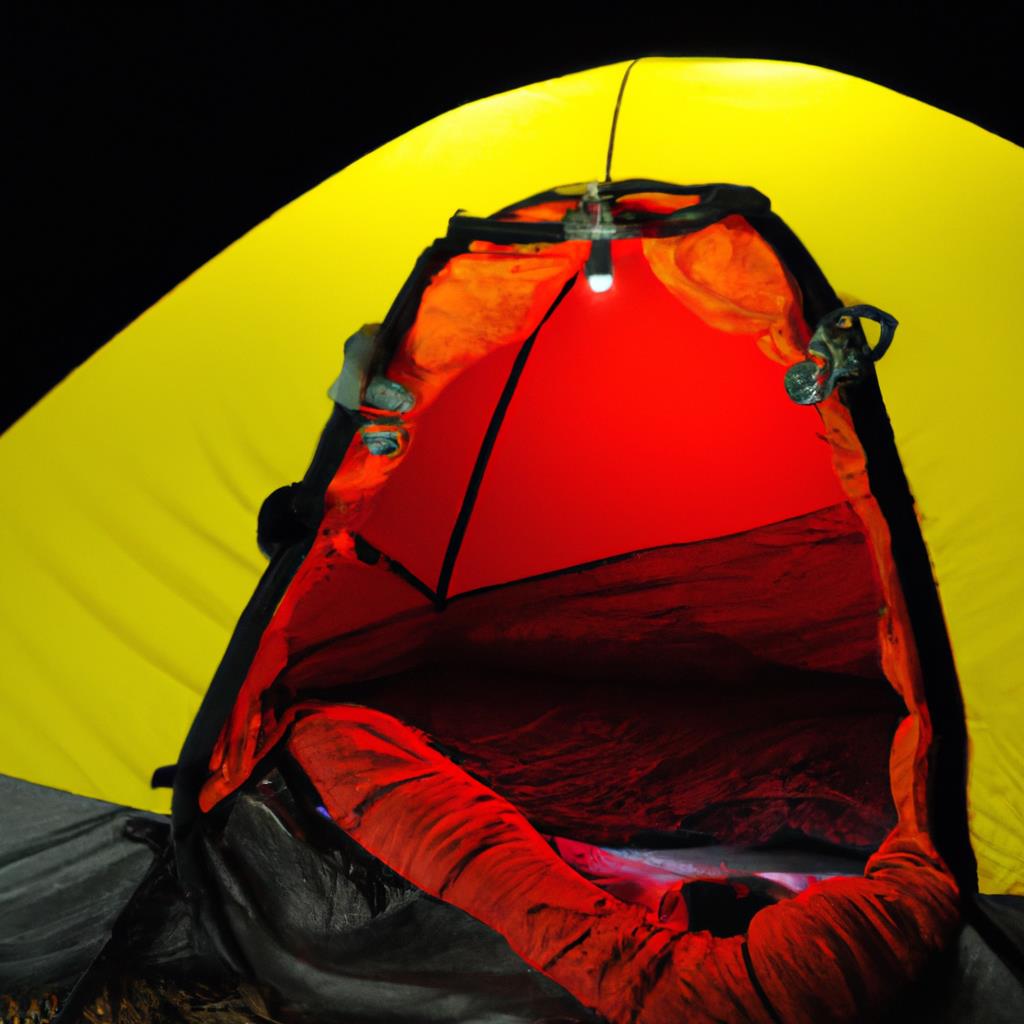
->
[585,238,614,292]
[565,182,617,292]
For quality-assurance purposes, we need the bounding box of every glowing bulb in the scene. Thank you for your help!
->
[585,237,613,292]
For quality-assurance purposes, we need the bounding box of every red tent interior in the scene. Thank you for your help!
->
[203,223,913,862]
[186,190,967,1024]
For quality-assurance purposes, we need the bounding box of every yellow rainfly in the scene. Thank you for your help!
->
[1,58,1020,894]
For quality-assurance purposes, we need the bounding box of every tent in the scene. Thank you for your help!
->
[1,58,1021,1021]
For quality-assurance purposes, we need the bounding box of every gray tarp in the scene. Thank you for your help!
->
[0,774,162,995]
[1,773,1021,1021]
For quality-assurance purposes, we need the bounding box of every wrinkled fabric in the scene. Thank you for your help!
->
[202,242,588,810]
[199,205,960,1022]
[288,706,960,1024]
[202,217,927,823]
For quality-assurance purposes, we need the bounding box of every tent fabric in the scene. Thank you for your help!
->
[200,212,927,815]
[0,58,1020,896]
[184,188,969,1020]
[296,507,907,852]
[203,504,910,848]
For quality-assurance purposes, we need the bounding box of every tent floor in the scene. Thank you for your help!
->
[2,777,1021,1023]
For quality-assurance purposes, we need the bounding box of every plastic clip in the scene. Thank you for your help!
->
[784,305,898,405]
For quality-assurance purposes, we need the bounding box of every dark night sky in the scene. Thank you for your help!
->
[7,4,1019,432]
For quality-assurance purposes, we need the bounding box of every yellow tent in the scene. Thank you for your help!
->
[0,57,1020,898]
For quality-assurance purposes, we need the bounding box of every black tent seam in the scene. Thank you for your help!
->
[169,238,466,953]
[747,208,977,894]
[449,187,770,245]
[605,58,641,182]
[741,940,785,1024]
[489,179,719,220]
[282,505,864,667]
[283,602,437,671]
[434,273,579,606]
[173,239,461,829]
[352,533,440,605]
[450,548,640,603]
[383,555,439,605]
[444,499,855,604]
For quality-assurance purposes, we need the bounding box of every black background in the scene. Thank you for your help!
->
[8,4,1019,433]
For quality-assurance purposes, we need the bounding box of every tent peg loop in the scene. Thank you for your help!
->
[784,305,899,405]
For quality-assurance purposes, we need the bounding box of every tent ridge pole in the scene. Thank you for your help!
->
[605,58,641,183]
